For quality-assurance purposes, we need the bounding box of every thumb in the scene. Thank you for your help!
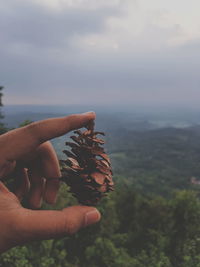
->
[16,206,101,243]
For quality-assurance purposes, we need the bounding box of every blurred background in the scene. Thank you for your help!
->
[1,0,200,266]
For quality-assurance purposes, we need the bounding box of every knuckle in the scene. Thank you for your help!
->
[37,141,54,155]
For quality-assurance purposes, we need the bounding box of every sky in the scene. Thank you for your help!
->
[1,0,200,108]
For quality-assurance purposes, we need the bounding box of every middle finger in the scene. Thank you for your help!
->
[26,141,60,208]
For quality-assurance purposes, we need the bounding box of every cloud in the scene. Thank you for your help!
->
[0,0,122,49]
[0,0,200,108]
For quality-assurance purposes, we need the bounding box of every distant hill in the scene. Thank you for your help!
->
[2,106,200,196]
[109,125,200,196]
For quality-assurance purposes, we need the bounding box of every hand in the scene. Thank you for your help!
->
[0,112,101,253]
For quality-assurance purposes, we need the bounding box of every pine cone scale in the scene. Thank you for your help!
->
[61,122,114,205]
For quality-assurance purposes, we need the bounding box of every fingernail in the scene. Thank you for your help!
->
[82,111,96,117]
[84,209,101,227]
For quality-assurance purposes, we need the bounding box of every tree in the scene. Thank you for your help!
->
[0,86,7,134]
[0,86,4,118]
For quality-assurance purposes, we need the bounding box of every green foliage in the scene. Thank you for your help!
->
[18,120,33,127]
[0,246,32,267]
[85,237,136,267]
[0,86,3,109]
[109,126,200,196]
[0,189,199,267]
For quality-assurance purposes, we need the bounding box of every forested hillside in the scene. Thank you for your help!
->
[1,187,200,267]
[109,126,200,196]
[1,110,200,266]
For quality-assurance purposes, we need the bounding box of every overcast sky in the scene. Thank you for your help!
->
[1,0,200,108]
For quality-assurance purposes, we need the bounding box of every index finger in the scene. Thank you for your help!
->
[0,112,95,161]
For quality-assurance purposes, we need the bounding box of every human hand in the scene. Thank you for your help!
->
[0,112,101,253]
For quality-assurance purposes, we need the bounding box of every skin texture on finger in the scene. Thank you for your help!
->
[44,179,60,205]
[0,183,22,253]
[23,141,60,205]
[13,168,30,202]
[34,142,61,204]
[0,159,16,179]
[0,181,10,194]
[15,206,101,244]
[27,160,45,209]
[10,141,60,207]
[0,112,96,163]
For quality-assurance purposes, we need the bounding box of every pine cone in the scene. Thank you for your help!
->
[60,121,114,205]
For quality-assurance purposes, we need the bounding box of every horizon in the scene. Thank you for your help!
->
[3,103,200,114]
